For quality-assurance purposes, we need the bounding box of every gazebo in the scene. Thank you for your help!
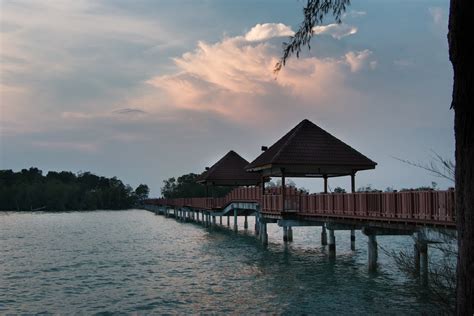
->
[196,150,261,229]
[245,119,377,205]
[196,150,262,189]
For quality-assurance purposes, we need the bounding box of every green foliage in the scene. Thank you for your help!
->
[0,167,145,211]
[135,184,150,202]
[275,0,351,73]
[161,173,233,198]
[356,184,380,193]
[333,187,346,193]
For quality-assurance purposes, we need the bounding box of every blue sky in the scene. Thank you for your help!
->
[0,0,453,195]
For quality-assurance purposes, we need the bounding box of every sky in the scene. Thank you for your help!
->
[0,0,454,196]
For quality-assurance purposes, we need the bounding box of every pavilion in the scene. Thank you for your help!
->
[245,118,376,193]
[196,150,261,229]
[196,150,261,188]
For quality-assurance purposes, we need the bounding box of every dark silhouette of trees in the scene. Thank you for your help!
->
[0,167,145,211]
[277,1,473,313]
[161,173,233,198]
[135,184,150,202]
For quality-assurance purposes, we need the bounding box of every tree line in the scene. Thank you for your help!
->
[161,173,233,198]
[0,167,149,211]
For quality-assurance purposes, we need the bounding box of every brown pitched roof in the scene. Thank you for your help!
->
[196,150,261,186]
[245,119,376,176]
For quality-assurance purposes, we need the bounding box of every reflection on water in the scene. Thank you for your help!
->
[0,210,435,314]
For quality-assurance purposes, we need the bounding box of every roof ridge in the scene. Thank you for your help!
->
[271,119,308,164]
[314,125,377,165]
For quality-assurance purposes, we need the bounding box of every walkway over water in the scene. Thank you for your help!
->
[144,186,455,274]
[144,119,456,272]
[146,186,456,228]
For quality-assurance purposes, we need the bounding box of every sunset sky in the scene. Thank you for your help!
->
[0,0,453,195]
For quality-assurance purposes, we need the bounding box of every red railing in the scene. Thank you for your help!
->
[146,187,456,226]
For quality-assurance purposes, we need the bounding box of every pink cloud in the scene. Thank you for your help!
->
[145,24,376,125]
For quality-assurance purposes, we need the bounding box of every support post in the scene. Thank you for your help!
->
[288,226,293,242]
[321,225,328,246]
[351,172,356,194]
[350,229,356,251]
[368,234,378,272]
[255,214,260,236]
[244,215,248,229]
[212,215,216,226]
[261,221,268,246]
[414,243,421,275]
[281,169,286,211]
[420,243,428,284]
[328,229,336,257]
[227,215,230,227]
[220,216,222,225]
[324,175,328,194]
[283,226,288,242]
[233,208,238,232]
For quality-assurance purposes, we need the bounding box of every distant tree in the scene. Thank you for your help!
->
[333,187,346,193]
[135,184,150,202]
[161,173,233,198]
[0,168,145,211]
[356,185,379,193]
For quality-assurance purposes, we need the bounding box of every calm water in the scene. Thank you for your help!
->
[0,210,437,314]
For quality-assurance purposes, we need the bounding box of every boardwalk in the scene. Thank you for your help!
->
[144,119,456,272]
[147,186,456,228]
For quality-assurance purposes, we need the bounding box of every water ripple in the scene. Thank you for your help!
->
[0,210,437,314]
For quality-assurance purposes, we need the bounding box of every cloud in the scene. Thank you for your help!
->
[312,23,358,40]
[343,10,367,18]
[244,23,294,41]
[32,141,98,153]
[146,24,376,124]
[345,50,374,72]
[429,7,445,26]
[113,108,147,115]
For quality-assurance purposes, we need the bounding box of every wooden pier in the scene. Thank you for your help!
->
[144,119,456,273]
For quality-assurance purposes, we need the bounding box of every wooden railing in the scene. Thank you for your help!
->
[146,186,456,226]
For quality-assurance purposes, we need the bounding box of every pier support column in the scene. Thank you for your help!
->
[283,226,288,242]
[244,215,248,229]
[328,229,336,258]
[414,238,428,283]
[255,215,260,236]
[420,243,428,284]
[368,234,378,272]
[227,215,230,227]
[233,209,238,232]
[288,226,293,242]
[212,215,216,227]
[350,230,356,251]
[219,216,222,225]
[260,221,268,246]
[321,225,328,246]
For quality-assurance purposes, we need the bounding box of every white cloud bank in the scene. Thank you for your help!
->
[313,23,358,39]
[244,23,294,41]
[145,23,375,124]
